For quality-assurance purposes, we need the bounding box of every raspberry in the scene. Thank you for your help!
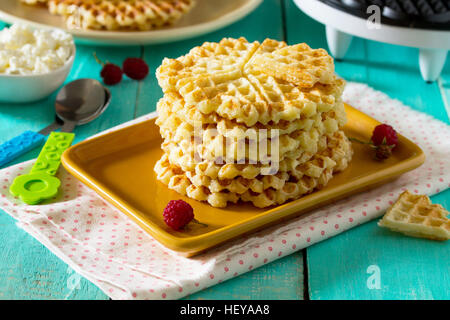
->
[349,123,399,161]
[123,58,149,80]
[94,52,123,85]
[163,200,195,231]
[371,124,398,149]
[100,63,123,85]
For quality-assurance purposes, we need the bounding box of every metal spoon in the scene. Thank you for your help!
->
[55,78,111,133]
[0,79,111,167]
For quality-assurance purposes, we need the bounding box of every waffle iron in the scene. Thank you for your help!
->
[294,0,450,82]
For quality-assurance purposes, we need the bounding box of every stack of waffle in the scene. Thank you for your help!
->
[154,37,353,208]
[20,0,196,31]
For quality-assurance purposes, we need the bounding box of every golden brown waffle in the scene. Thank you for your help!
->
[184,136,350,195]
[154,156,240,208]
[159,130,351,179]
[378,191,450,241]
[239,168,334,208]
[186,170,291,195]
[157,99,345,164]
[157,37,259,92]
[45,0,196,31]
[162,141,315,179]
[156,84,345,128]
[245,39,335,88]
[157,91,347,135]
[160,127,326,164]
[154,38,352,208]
[288,131,352,179]
[162,139,314,175]
[156,38,342,126]
[164,71,344,127]
[320,130,353,172]
[157,97,346,139]
[21,0,48,4]
[154,138,349,208]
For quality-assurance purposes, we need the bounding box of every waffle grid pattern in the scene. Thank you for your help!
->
[20,0,196,30]
[378,190,450,240]
[154,38,354,208]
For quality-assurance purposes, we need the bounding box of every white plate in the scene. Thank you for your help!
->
[0,0,262,45]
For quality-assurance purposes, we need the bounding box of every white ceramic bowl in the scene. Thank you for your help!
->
[0,45,76,104]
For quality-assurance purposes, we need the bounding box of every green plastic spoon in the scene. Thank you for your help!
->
[9,79,111,205]
[10,132,75,205]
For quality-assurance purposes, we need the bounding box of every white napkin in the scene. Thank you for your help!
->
[0,82,449,300]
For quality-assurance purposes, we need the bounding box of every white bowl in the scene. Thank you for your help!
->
[0,45,76,104]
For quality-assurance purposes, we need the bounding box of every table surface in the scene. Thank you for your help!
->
[0,0,449,300]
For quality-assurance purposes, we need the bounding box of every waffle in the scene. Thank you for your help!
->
[156,97,346,139]
[378,191,450,241]
[154,155,239,208]
[157,102,345,164]
[157,163,332,208]
[187,170,291,195]
[245,39,335,88]
[157,104,339,163]
[21,0,48,4]
[157,37,260,92]
[154,38,352,208]
[155,140,348,208]
[44,0,196,31]
[166,71,344,127]
[156,92,346,164]
[160,130,351,179]
[185,136,349,195]
[163,140,313,179]
[239,167,334,208]
[321,129,353,172]
[160,126,327,164]
[155,82,345,128]
[156,38,341,126]
[161,131,326,170]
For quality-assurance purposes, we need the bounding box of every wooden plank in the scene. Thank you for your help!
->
[184,252,304,300]
[307,187,449,300]
[364,40,449,123]
[135,0,306,300]
[285,0,450,300]
[306,215,450,300]
[0,24,140,298]
[0,213,107,300]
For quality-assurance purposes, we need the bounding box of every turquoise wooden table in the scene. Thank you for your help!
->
[0,0,449,300]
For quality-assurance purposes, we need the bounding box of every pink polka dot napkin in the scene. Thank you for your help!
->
[0,82,449,300]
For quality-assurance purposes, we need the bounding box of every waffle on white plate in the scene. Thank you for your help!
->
[20,0,196,31]
[379,191,450,241]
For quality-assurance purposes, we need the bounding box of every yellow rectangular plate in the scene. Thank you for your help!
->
[61,104,425,256]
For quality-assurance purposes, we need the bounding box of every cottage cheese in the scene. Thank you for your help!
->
[0,24,73,75]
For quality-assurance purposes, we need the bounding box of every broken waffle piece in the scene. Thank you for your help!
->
[378,190,450,241]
